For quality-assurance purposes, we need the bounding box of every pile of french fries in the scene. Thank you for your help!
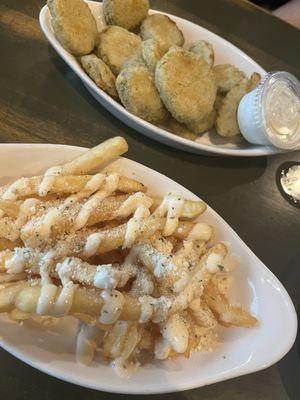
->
[0,136,257,377]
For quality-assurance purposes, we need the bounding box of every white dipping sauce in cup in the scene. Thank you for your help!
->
[238,71,300,150]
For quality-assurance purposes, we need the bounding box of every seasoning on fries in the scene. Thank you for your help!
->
[0,136,257,377]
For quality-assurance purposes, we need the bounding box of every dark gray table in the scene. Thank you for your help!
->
[0,0,299,398]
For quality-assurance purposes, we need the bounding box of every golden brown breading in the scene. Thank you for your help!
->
[116,65,169,124]
[103,0,149,31]
[120,53,147,71]
[81,54,118,99]
[247,72,261,91]
[142,39,163,73]
[187,109,216,134]
[96,26,141,75]
[168,117,198,141]
[47,0,98,55]
[215,81,248,137]
[213,64,246,94]
[140,13,184,53]
[189,40,214,67]
[155,47,217,124]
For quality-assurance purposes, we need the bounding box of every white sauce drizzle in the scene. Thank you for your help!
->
[155,193,185,236]
[38,166,64,197]
[64,173,105,206]
[74,173,119,230]
[6,252,26,274]
[2,178,27,200]
[84,232,102,257]
[99,289,124,324]
[15,199,40,229]
[37,208,60,242]
[204,253,223,273]
[123,205,150,248]
[116,192,153,218]
[187,222,212,242]
[36,284,58,315]
[93,264,121,289]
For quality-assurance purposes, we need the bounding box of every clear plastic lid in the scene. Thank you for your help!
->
[255,71,300,149]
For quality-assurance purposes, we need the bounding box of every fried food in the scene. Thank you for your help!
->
[155,47,217,124]
[142,39,163,73]
[96,26,141,75]
[47,0,98,55]
[0,137,257,377]
[215,81,248,137]
[168,118,198,141]
[81,54,118,99]
[247,72,261,91]
[213,64,246,94]
[214,92,225,112]
[116,65,169,124]
[187,109,216,134]
[140,13,184,53]
[103,0,149,31]
[189,40,214,67]
[120,54,147,71]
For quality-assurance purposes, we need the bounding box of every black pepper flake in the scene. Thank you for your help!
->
[103,310,108,313]
[217,264,224,271]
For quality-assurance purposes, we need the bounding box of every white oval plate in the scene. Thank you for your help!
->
[0,143,297,394]
[39,1,282,157]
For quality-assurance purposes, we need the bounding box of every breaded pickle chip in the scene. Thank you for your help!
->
[96,26,141,75]
[189,40,214,67]
[247,72,261,91]
[103,0,149,31]
[48,0,98,55]
[142,39,163,72]
[213,64,246,94]
[214,93,225,112]
[120,53,147,71]
[140,14,184,53]
[81,54,118,99]
[155,47,217,124]
[116,66,169,124]
[215,81,248,137]
[187,109,216,134]
[168,117,198,141]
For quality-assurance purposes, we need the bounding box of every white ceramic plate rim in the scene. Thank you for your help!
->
[39,2,283,157]
[0,143,297,394]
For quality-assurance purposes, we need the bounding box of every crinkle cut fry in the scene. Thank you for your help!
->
[0,174,146,201]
